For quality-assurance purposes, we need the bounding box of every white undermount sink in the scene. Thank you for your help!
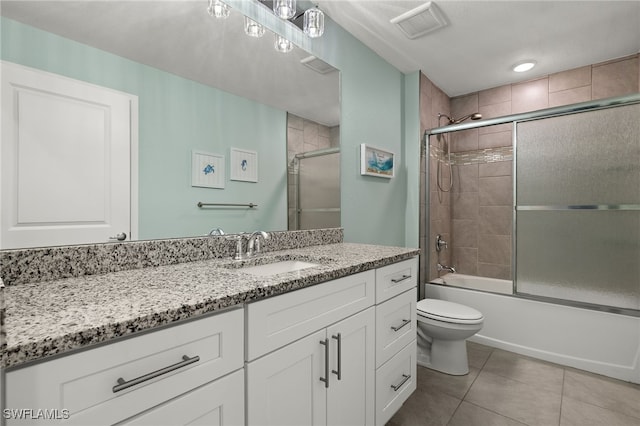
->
[239,260,319,277]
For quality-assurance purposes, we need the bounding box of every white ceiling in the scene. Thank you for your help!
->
[319,0,640,97]
[2,0,639,112]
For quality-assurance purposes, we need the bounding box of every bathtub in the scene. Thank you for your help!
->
[426,273,640,384]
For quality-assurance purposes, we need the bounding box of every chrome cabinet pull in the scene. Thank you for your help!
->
[109,232,127,241]
[112,354,200,393]
[331,333,342,380]
[391,319,411,332]
[319,338,329,388]
[391,374,411,391]
[390,274,411,283]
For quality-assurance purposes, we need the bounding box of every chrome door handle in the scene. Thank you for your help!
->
[109,232,127,241]
[331,333,342,380]
[112,354,200,393]
[391,274,411,283]
[391,374,411,391]
[319,338,329,388]
[391,319,411,332]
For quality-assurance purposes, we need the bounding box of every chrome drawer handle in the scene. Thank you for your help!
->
[320,338,330,388]
[390,274,411,283]
[332,333,342,380]
[391,374,411,392]
[112,354,200,393]
[391,319,411,332]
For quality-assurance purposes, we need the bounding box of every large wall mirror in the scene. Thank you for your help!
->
[0,0,340,249]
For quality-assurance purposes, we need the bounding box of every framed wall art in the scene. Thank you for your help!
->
[230,147,258,182]
[360,144,395,178]
[191,150,225,189]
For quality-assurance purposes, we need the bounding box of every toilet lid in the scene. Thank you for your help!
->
[417,299,483,323]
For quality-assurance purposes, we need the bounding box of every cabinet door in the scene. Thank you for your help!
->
[327,307,375,426]
[120,369,244,426]
[246,329,327,426]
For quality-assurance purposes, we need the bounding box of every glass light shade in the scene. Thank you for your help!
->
[207,0,230,19]
[513,61,536,72]
[244,16,265,38]
[274,34,293,53]
[303,7,324,38]
[273,0,296,20]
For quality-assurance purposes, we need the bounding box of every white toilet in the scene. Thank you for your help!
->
[416,299,484,375]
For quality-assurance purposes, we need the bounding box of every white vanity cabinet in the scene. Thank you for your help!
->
[246,271,376,426]
[374,258,418,426]
[4,308,244,426]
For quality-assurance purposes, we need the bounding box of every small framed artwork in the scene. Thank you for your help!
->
[360,144,395,178]
[230,147,258,183]
[192,150,225,189]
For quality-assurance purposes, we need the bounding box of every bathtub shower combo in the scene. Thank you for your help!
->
[423,94,640,384]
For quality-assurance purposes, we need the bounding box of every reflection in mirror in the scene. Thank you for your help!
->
[0,0,340,249]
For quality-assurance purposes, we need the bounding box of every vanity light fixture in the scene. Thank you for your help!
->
[207,0,230,19]
[303,6,324,38]
[273,0,296,20]
[512,60,537,72]
[274,34,293,53]
[244,16,266,37]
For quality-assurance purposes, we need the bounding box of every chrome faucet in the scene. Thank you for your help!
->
[437,263,456,273]
[247,231,269,257]
[208,227,225,236]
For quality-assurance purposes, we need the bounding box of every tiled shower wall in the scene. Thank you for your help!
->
[286,113,340,229]
[422,54,640,282]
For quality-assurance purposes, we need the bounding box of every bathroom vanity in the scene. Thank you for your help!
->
[1,231,418,425]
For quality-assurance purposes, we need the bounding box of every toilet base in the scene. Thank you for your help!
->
[417,338,470,376]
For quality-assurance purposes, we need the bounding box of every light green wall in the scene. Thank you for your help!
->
[2,8,422,248]
[1,17,287,238]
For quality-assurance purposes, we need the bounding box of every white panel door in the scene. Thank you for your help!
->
[1,61,135,248]
[246,329,327,426]
[327,307,375,426]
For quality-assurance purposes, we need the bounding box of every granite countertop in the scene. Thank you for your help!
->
[3,243,419,369]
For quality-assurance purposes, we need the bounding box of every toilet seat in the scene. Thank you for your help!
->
[417,299,483,325]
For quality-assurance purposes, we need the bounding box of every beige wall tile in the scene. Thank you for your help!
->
[549,66,591,92]
[451,93,480,120]
[288,128,304,153]
[452,191,479,220]
[592,56,640,100]
[512,78,549,113]
[549,86,592,107]
[451,128,479,152]
[478,130,512,149]
[478,235,511,265]
[477,263,511,280]
[478,102,512,135]
[479,161,512,177]
[453,164,479,193]
[479,206,512,235]
[479,85,512,106]
[453,219,478,248]
[479,176,512,206]
[452,247,478,275]
[288,113,304,130]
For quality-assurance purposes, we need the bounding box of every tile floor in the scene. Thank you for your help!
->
[387,342,640,426]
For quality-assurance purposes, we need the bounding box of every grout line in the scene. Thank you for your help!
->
[558,368,566,426]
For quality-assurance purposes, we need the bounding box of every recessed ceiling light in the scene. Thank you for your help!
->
[512,60,537,72]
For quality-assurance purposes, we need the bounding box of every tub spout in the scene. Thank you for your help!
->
[437,263,456,273]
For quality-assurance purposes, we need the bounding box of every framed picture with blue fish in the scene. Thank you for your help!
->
[230,147,258,183]
[191,150,225,189]
[360,144,395,178]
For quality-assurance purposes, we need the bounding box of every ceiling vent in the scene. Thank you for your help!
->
[300,56,338,74]
[390,1,448,40]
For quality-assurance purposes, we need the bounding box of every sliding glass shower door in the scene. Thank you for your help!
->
[295,149,340,230]
[515,103,640,311]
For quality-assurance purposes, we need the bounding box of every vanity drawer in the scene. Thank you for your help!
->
[5,308,244,425]
[375,289,417,368]
[375,257,418,303]
[246,270,375,360]
[375,340,417,426]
